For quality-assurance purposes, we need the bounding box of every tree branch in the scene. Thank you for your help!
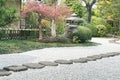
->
[90,0,96,7]
[82,0,89,8]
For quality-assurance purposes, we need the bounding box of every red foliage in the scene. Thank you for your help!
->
[21,1,72,20]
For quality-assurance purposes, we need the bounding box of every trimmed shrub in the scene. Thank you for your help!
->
[69,26,92,43]
[85,24,98,37]
[96,25,107,37]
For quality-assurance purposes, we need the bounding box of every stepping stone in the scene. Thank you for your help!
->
[70,58,88,63]
[23,63,45,69]
[54,60,73,64]
[0,69,11,76]
[100,54,112,58]
[4,65,28,72]
[87,55,102,60]
[107,52,120,57]
[39,61,58,66]
[84,57,97,61]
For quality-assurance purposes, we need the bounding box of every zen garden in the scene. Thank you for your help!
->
[0,0,120,79]
[0,0,120,54]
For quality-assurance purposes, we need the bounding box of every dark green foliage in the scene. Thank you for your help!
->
[0,0,17,27]
[85,24,98,37]
[25,12,39,29]
[69,26,92,43]
[0,40,99,54]
[72,3,84,18]
[56,22,65,35]
[96,25,107,37]
[0,29,39,40]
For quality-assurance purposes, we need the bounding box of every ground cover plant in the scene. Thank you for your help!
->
[0,40,99,54]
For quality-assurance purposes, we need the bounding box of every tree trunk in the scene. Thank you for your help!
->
[39,24,42,40]
[38,16,42,40]
[51,19,56,38]
[87,7,92,23]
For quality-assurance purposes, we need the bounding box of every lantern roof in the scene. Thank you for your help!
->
[66,13,83,21]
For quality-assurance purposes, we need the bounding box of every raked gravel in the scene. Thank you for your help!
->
[0,38,120,80]
[0,38,120,69]
[0,56,120,80]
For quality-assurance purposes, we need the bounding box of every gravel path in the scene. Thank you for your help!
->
[0,38,120,80]
[0,38,120,69]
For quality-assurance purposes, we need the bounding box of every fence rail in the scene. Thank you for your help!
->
[0,29,39,40]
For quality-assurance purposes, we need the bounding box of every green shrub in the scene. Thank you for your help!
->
[96,25,107,37]
[85,24,98,37]
[56,22,65,35]
[69,26,92,43]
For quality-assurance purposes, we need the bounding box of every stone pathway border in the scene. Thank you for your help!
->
[0,52,120,77]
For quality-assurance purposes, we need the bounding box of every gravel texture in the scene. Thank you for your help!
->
[0,38,120,79]
[0,38,120,69]
[0,56,120,80]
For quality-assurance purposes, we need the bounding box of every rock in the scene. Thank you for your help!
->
[4,65,28,72]
[23,63,45,69]
[70,58,88,63]
[87,55,102,60]
[107,52,120,57]
[54,60,73,64]
[85,57,97,61]
[100,54,112,58]
[0,69,11,76]
[39,61,58,66]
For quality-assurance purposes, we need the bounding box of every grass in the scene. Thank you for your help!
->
[0,40,100,54]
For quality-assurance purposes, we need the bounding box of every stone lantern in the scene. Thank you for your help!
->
[66,13,84,33]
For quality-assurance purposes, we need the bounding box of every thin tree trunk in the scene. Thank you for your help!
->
[38,16,42,40]
[51,19,56,38]
[39,24,42,40]
[57,0,62,5]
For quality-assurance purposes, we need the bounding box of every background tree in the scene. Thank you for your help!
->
[82,0,96,23]
[96,0,120,35]
[21,1,71,40]
[0,0,17,27]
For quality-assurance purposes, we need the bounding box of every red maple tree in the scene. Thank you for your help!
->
[21,1,72,39]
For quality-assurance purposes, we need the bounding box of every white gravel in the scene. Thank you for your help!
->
[1,56,120,80]
[0,38,120,69]
[0,38,120,80]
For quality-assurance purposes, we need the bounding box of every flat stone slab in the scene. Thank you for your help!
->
[87,55,102,60]
[70,58,88,63]
[23,63,45,69]
[0,69,11,76]
[107,52,120,57]
[84,57,97,61]
[54,60,73,64]
[100,54,112,58]
[4,65,28,72]
[39,61,58,66]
